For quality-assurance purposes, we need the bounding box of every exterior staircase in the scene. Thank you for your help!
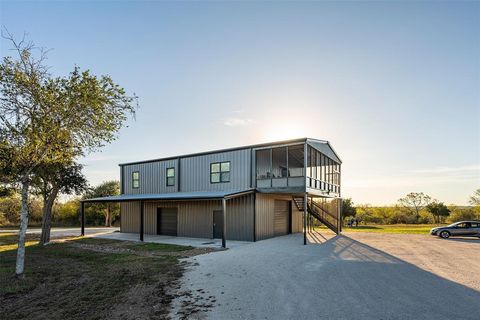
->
[293,196,341,234]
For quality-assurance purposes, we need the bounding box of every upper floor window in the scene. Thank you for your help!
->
[132,171,140,189]
[166,167,175,186]
[211,161,230,183]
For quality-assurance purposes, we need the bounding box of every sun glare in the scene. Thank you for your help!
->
[264,124,305,142]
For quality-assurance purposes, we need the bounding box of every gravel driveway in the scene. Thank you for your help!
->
[173,232,480,320]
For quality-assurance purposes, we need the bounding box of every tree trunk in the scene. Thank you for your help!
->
[39,188,59,245]
[15,180,30,278]
[105,204,111,227]
[108,204,112,227]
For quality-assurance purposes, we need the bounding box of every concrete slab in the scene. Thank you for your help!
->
[94,232,251,249]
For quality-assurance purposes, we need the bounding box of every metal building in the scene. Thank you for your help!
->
[82,137,342,246]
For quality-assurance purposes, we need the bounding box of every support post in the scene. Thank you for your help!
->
[303,140,308,245]
[253,192,256,242]
[304,192,307,245]
[222,197,227,248]
[338,198,342,233]
[81,201,85,236]
[140,200,144,241]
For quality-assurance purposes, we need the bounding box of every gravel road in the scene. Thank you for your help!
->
[172,232,480,320]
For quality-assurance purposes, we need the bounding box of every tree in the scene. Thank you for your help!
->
[0,193,21,225]
[398,192,432,223]
[469,188,480,206]
[447,206,480,223]
[85,181,120,227]
[425,202,450,224]
[32,162,88,245]
[0,32,136,277]
[356,204,373,224]
[341,198,356,219]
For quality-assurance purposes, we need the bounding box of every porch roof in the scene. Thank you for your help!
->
[81,188,255,203]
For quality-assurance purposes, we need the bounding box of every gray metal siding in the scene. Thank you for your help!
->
[119,193,255,241]
[180,149,251,192]
[123,159,178,194]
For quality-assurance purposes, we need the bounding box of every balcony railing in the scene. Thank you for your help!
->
[307,177,340,194]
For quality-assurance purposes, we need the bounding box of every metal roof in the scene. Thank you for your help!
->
[82,189,255,203]
[307,139,342,164]
[118,137,340,166]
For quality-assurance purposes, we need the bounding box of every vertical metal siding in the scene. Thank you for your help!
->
[122,159,178,194]
[178,201,218,239]
[255,193,302,240]
[180,149,251,192]
[226,194,255,241]
[120,194,255,241]
[255,194,275,240]
[120,202,141,233]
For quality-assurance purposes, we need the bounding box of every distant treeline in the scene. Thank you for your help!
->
[0,181,120,227]
[345,204,478,225]
[342,190,480,225]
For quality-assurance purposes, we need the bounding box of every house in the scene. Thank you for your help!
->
[82,138,342,246]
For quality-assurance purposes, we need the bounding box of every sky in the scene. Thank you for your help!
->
[1,1,479,205]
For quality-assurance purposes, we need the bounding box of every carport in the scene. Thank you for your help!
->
[80,189,255,248]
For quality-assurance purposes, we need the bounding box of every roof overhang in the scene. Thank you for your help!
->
[81,189,255,203]
[307,138,342,164]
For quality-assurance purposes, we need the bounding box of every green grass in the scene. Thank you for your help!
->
[319,224,443,234]
[0,234,192,319]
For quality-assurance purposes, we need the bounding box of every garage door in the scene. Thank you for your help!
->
[157,208,177,236]
[274,200,290,236]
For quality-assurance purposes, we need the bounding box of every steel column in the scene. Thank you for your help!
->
[304,192,307,245]
[81,202,85,236]
[253,192,256,242]
[222,197,227,248]
[303,141,308,245]
[140,200,144,241]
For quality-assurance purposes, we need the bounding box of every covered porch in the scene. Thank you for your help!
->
[80,189,255,248]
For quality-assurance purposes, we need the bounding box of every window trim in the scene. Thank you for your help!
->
[210,161,231,184]
[166,167,175,187]
[132,171,140,189]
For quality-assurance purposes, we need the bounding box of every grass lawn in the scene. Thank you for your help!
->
[0,233,198,320]
[316,224,443,234]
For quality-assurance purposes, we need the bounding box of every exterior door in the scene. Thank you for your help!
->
[213,210,223,239]
[274,200,290,236]
[157,208,177,236]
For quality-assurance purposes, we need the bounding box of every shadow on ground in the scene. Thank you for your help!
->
[177,232,480,320]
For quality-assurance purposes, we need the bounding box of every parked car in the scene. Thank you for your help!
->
[430,221,480,239]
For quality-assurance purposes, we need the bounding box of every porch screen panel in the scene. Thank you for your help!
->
[256,149,271,179]
[272,147,287,178]
[288,145,304,177]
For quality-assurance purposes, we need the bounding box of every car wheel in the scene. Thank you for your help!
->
[440,231,450,239]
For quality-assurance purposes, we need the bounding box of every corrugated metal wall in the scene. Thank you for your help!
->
[180,149,251,192]
[120,193,255,241]
[255,193,302,240]
[120,202,141,233]
[122,159,178,194]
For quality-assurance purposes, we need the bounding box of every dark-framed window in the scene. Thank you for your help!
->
[166,167,175,186]
[132,171,140,189]
[210,161,230,183]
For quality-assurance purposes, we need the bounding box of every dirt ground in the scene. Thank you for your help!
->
[0,235,216,320]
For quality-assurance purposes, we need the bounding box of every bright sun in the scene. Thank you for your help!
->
[263,124,305,141]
